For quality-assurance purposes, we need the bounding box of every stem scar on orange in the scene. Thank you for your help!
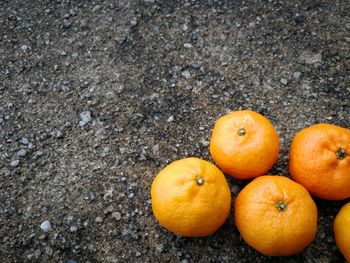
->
[234,176,318,256]
[151,157,231,237]
[289,123,350,200]
[209,110,280,179]
[334,202,350,262]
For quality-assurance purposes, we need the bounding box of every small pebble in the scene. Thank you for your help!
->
[88,192,96,201]
[182,24,189,32]
[10,160,20,167]
[69,226,78,232]
[184,43,192,48]
[167,116,174,122]
[111,212,122,221]
[181,70,191,79]
[21,44,28,51]
[155,244,164,253]
[128,193,134,199]
[36,150,44,156]
[67,260,77,263]
[231,185,240,195]
[152,144,160,156]
[191,63,201,69]
[40,220,51,232]
[16,149,27,157]
[45,246,53,256]
[20,137,29,145]
[293,72,302,80]
[95,217,103,223]
[79,111,92,127]
[280,78,288,85]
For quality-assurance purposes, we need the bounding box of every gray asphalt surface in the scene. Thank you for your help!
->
[1,0,350,262]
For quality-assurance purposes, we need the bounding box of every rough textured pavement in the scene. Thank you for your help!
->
[1,0,350,262]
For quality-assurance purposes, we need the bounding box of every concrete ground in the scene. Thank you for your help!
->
[1,0,350,262]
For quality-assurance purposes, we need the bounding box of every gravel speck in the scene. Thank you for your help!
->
[166,116,174,122]
[280,78,288,85]
[20,137,29,145]
[45,246,53,256]
[95,217,103,223]
[69,225,78,232]
[231,185,240,195]
[40,220,51,232]
[36,150,44,156]
[191,63,201,69]
[155,244,164,253]
[79,111,92,127]
[111,212,122,221]
[16,149,27,157]
[152,144,160,156]
[300,52,322,64]
[182,24,189,32]
[293,72,302,80]
[21,44,28,51]
[181,70,191,79]
[10,160,20,167]
[87,192,96,201]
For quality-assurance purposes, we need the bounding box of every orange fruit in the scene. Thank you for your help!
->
[210,110,280,179]
[151,157,231,237]
[289,123,350,200]
[334,202,350,261]
[234,175,318,256]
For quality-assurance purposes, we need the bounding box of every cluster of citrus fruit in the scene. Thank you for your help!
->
[151,110,350,259]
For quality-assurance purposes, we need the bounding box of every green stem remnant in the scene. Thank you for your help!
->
[336,147,346,160]
[238,128,246,136]
[196,177,204,186]
[276,201,287,212]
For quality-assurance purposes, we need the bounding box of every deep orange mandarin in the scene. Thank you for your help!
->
[289,123,350,200]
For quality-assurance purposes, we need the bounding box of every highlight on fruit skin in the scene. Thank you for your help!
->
[234,175,318,256]
[151,157,231,237]
[289,123,350,200]
[334,202,350,262]
[210,110,280,179]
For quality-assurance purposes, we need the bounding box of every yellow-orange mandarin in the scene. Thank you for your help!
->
[151,157,231,237]
[235,176,318,256]
[210,110,279,179]
[334,202,350,261]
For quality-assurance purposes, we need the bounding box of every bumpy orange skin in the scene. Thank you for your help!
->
[210,110,280,179]
[334,202,350,261]
[234,176,318,256]
[289,123,350,200]
[151,157,231,237]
